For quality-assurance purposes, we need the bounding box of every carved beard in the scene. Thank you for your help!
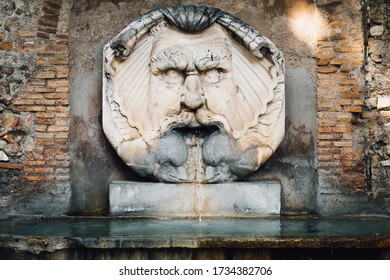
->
[151,105,262,183]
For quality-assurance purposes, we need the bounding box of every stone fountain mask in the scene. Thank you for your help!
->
[103,5,285,183]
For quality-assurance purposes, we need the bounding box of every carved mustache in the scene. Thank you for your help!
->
[159,108,231,138]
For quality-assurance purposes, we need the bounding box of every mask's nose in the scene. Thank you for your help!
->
[181,73,204,110]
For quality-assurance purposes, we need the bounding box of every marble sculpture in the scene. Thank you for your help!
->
[103,5,285,183]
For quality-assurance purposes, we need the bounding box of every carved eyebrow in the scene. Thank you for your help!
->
[195,49,232,72]
[151,48,188,73]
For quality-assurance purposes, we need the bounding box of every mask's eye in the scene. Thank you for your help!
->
[162,69,184,85]
[201,68,222,84]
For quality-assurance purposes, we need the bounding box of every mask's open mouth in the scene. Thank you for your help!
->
[173,124,220,139]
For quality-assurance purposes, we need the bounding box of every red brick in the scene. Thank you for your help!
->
[25,175,54,181]
[25,147,44,153]
[0,162,23,170]
[36,59,48,65]
[339,79,358,85]
[333,74,352,79]
[16,106,46,112]
[35,87,56,93]
[35,99,55,106]
[340,93,361,99]
[319,106,342,112]
[317,127,332,133]
[341,148,355,154]
[44,45,68,52]
[46,106,68,112]
[35,125,47,132]
[21,87,35,92]
[25,160,45,166]
[318,134,342,140]
[56,112,69,118]
[36,132,55,138]
[34,167,54,174]
[318,120,337,127]
[56,72,68,78]
[0,42,13,51]
[334,141,353,147]
[334,99,352,105]
[330,59,349,65]
[57,99,69,105]
[344,106,363,113]
[36,112,55,118]
[318,161,340,167]
[353,100,364,106]
[340,66,355,72]
[318,148,342,154]
[55,87,69,93]
[47,161,70,167]
[47,126,69,132]
[318,93,338,99]
[316,54,336,60]
[342,133,353,140]
[317,60,330,66]
[333,127,352,133]
[17,30,37,37]
[47,79,68,87]
[55,132,69,139]
[47,59,68,65]
[27,80,46,86]
[351,60,364,65]
[44,93,68,99]
[17,46,45,51]
[13,99,35,105]
[43,6,61,16]
[318,155,333,161]
[317,99,332,106]
[352,86,363,92]
[318,67,337,73]
[333,86,351,93]
[32,72,56,79]
[334,47,362,53]
[36,139,55,146]
[333,112,352,119]
[319,80,337,86]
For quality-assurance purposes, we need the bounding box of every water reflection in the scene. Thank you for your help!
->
[0,218,389,238]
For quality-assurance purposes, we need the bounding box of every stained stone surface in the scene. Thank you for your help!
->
[109,181,281,218]
[103,5,285,183]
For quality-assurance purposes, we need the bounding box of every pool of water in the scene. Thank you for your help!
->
[1,217,389,238]
[1,216,390,259]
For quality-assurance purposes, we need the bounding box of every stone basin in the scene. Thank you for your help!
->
[0,216,390,259]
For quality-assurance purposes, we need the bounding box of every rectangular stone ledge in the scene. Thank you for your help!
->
[109,181,281,218]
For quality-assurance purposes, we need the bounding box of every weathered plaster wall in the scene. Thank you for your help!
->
[364,0,390,208]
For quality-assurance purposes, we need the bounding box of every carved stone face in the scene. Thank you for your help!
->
[103,6,285,183]
[149,26,235,126]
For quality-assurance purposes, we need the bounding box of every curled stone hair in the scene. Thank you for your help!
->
[108,4,284,72]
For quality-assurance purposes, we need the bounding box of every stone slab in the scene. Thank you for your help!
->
[109,181,281,218]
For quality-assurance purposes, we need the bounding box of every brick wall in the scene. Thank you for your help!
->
[316,3,367,190]
[0,0,71,214]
